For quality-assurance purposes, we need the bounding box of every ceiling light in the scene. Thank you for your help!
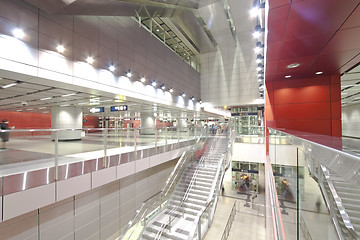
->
[16,109,23,112]
[40,97,52,101]
[199,100,202,104]
[250,7,260,18]
[191,96,195,101]
[86,56,94,64]
[256,54,264,63]
[169,88,174,93]
[316,71,323,75]
[285,75,291,78]
[181,92,185,98]
[156,29,159,32]
[151,81,157,87]
[161,84,166,90]
[253,25,264,38]
[27,108,33,111]
[39,107,47,109]
[56,45,65,53]
[109,65,116,72]
[257,66,262,71]
[126,71,132,78]
[61,104,70,107]
[287,63,300,68]
[254,41,264,53]
[62,93,76,97]
[13,28,25,39]
[1,82,18,89]
[140,77,146,83]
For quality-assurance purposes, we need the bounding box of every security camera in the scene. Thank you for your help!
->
[21,101,27,106]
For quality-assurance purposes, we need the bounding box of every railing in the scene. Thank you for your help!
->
[268,128,360,240]
[120,126,209,240]
[221,201,236,240]
[0,126,202,207]
[235,126,264,144]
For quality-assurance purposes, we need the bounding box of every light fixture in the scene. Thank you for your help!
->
[16,109,23,112]
[13,28,25,39]
[254,41,264,53]
[86,56,94,64]
[109,65,116,72]
[27,108,33,111]
[199,99,202,104]
[253,25,264,38]
[287,63,300,68]
[256,63,263,71]
[56,45,65,53]
[40,97,52,101]
[126,71,132,78]
[250,0,265,18]
[39,107,47,109]
[1,82,18,89]
[256,54,264,63]
[181,92,185,98]
[285,75,291,78]
[316,71,323,75]
[151,81,157,87]
[169,88,174,93]
[140,77,146,83]
[62,93,76,97]
[161,84,166,90]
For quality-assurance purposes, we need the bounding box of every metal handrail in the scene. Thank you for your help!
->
[319,165,360,240]
[221,201,236,240]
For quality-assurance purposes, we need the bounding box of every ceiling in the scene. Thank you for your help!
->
[0,77,211,119]
[266,0,360,82]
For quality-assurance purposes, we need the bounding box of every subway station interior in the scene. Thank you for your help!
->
[0,0,360,239]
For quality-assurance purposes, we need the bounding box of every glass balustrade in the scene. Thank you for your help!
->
[268,128,360,240]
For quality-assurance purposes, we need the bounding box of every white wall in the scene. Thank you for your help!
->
[342,103,360,138]
[200,48,264,108]
[0,0,200,105]
[0,160,176,240]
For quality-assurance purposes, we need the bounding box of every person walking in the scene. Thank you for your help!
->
[0,119,11,149]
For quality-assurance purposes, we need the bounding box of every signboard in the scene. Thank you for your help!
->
[110,105,128,111]
[89,107,104,113]
[231,112,257,117]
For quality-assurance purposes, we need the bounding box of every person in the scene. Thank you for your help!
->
[0,119,11,149]
[281,178,293,200]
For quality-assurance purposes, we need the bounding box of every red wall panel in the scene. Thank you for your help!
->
[266,74,341,137]
[274,102,331,120]
[0,111,51,129]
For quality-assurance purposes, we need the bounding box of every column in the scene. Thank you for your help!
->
[140,113,156,135]
[51,106,83,140]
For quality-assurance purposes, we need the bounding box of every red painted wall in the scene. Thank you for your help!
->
[265,74,341,137]
[83,116,98,128]
[0,111,51,129]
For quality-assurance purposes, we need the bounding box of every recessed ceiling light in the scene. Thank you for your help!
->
[62,93,76,97]
[13,28,25,39]
[316,71,323,75]
[1,82,18,89]
[126,71,132,78]
[287,63,300,68]
[109,65,115,72]
[40,97,52,101]
[169,88,174,93]
[140,77,146,83]
[151,81,157,87]
[56,45,65,53]
[285,75,291,78]
[86,56,94,64]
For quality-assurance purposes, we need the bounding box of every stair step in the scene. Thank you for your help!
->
[181,176,213,184]
[177,183,211,192]
[342,198,360,206]
[181,172,214,180]
[173,195,207,206]
[169,200,204,211]
[175,186,210,197]
[173,191,208,201]
[166,205,198,216]
[180,180,212,188]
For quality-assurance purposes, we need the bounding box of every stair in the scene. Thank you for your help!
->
[328,171,360,236]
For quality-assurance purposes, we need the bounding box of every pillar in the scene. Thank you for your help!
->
[140,113,156,135]
[51,106,83,140]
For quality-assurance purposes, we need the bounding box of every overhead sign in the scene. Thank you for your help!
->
[89,107,104,113]
[110,105,128,111]
[231,112,257,116]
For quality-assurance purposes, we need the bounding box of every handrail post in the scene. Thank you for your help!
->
[55,130,59,181]
[197,220,201,240]
[155,128,158,154]
[134,129,137,160]
[103,128,108,167]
